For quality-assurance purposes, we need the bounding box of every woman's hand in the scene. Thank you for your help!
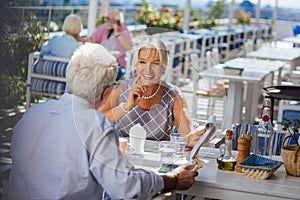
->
[186,125,207,148]
[122,77,146,111]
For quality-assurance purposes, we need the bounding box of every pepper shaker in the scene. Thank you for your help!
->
[236,136,247,173]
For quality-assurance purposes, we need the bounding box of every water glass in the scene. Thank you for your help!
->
[170,133,188,158]
[159,141,175,164]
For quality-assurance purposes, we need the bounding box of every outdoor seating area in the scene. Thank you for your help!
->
[122,24,300,129]
[8,21,300,192]
[2,1,300,199]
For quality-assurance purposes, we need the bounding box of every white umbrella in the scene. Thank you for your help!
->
[273,0,278,25]
[255,0,261,24]
[87,0,110,37]
[99,0,110,19]
[228,0,235,27]
[87,0,98,36]
[183,0,191,33]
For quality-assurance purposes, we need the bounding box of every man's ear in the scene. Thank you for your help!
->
[95,86,112,109]
[100,86,112,101]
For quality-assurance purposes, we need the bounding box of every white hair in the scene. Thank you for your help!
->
[66,43,118,104]
[132,38,169,68]
[62,14,82,35]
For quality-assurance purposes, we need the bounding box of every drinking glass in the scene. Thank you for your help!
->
[170,133,188,159]
[159,141,175,165]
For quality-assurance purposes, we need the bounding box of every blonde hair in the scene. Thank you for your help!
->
[62,14,82,35]
[66,43,118,104]
[132,38,169,68]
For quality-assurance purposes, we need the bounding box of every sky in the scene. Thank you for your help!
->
[173,0,300,9]
[226,0,300,9]
[145,0,300,10]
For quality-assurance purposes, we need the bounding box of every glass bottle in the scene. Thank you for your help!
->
[217,130,236,171]
[255,107,274,158]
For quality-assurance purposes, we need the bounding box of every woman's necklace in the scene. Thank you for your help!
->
[141,81,161,100]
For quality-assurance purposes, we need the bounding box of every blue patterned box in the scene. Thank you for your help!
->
[238,154,283,179]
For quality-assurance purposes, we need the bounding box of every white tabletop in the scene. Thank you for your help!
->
[129,144,300,200]
[282,36,300,46]
[225,57,285,85]
[201,64,269,82]
[181,148,300,200]
[247,47,300,62]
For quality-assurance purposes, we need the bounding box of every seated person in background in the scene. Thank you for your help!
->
[7,43,198,199]
[89,11,133,68]
[40,14,84,58]
[100,38,205,148]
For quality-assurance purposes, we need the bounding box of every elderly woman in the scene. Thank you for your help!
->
[40,14,84,58]
[100,38,204,147]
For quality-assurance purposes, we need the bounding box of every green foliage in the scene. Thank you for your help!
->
[282,118,300,134]
[282,118,299,145]
[237,9,251,25]
[0,74,27,108]
[0,9,44,108]
[96,16,107,27]
[199,0,226,29]
[1,12,44,77]
[135,0,183,32]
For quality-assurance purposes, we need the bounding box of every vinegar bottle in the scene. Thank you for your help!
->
[255,107,274,158]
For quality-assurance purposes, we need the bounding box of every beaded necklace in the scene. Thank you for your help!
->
[141,81,161,100]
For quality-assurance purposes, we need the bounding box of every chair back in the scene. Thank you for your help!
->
[232,123,256,151]
[292,25,300,36]
[232,123,300,156]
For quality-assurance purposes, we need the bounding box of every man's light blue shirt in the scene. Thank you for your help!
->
[7,93,164,199]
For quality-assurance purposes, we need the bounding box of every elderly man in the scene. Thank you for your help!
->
[89,11,133,68]
[7,43,197,199]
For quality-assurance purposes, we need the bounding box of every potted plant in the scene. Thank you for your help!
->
[282,118,299,144]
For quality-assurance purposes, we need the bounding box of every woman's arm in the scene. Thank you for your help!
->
[173,87,193,134]
[173,87,205,147]
[99,83,124,123]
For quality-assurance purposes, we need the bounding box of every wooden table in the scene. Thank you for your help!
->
[201,64,270,129]
[129,143,300,200]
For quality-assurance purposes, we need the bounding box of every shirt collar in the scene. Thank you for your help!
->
[60,93,94,109]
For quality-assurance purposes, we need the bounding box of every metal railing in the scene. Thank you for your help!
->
[9,5,141,36]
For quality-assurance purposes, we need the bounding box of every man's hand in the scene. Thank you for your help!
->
[162,164,198,191]
[172,164,198,190]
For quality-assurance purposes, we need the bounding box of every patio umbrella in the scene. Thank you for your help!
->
[255,0,261,24]
[87,0,98,36]
[273,0,278,26]
[183,0,191,32]
[228,0,235,27]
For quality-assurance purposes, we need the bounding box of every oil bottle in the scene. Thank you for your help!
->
[217,129,237,171]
